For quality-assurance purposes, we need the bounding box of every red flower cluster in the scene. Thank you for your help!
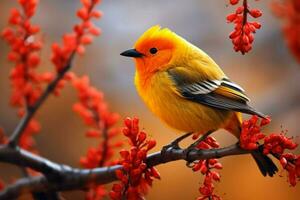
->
[19,119,40,151]
[263,134,299,186]
[110,117,160,200]
[240,115,300,186]
[73,76,108,124]
[192,136,222,200]
[279,154,300,186]
[272,0,300,63]
[227,0,262,54]
[2,0,52,108]
[2,0,104,195]
[263,133,298,155]
[51,0,102,73]
[1,0,52,151]
[239,115,270,150]
[72,75,121,199]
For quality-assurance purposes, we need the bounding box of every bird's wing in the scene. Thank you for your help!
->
[167,67,266,118]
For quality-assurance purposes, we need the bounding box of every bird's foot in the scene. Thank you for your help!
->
[160,132,193,159]
[185,130,215,167]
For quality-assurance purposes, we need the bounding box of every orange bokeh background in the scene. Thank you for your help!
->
[0,0,300,199]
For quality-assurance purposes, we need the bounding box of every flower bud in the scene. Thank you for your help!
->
[249,9,262,18]
[226,13,237,22]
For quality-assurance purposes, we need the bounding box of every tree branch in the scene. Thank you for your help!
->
[0,143,252,199]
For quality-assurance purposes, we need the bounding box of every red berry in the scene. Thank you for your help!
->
[227,13,237,22]
[236,6,244,14]
[249,9,262,18]
[230,0,239,5]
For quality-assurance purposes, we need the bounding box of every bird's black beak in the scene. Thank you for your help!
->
[120,49,144,58]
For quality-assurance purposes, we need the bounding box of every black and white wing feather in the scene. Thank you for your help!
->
[168,67,266,118]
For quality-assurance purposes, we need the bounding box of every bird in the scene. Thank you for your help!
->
[120,25,277,176]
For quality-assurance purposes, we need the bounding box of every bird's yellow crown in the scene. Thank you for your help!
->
[134,25,181,50]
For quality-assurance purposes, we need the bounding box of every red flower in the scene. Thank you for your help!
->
[240,116,299,186]
[272,0,300,63]
[1,0,50,151]
[73,75,121,200]
[192,136,222,200]
[263,133,298,155]
[50,0,101,96]
[239,115,269,150]
[230,0,239,5]
[263,133,299,186]
[227,0,262,54]
[19,119,40,151]
[110,117,160,200]
[51,0,102,73]
[277,154,300,186]
[1,0,49,108]
[2,0,104,189]
[2,1,42,109]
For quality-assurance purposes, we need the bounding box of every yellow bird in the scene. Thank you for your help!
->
[121,25,277,176]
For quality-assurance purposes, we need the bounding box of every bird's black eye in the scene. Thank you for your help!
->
[149,47,158,54]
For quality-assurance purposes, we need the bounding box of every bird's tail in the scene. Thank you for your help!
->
[225,113,278,177]
[251,149,278,177]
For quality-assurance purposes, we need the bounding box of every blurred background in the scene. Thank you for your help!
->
[0,0,300,199]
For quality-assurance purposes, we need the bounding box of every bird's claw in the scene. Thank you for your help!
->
[160,132,193,159]
[184,130,215,167]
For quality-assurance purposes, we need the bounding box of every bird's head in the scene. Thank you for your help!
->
[121,25,184,74]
